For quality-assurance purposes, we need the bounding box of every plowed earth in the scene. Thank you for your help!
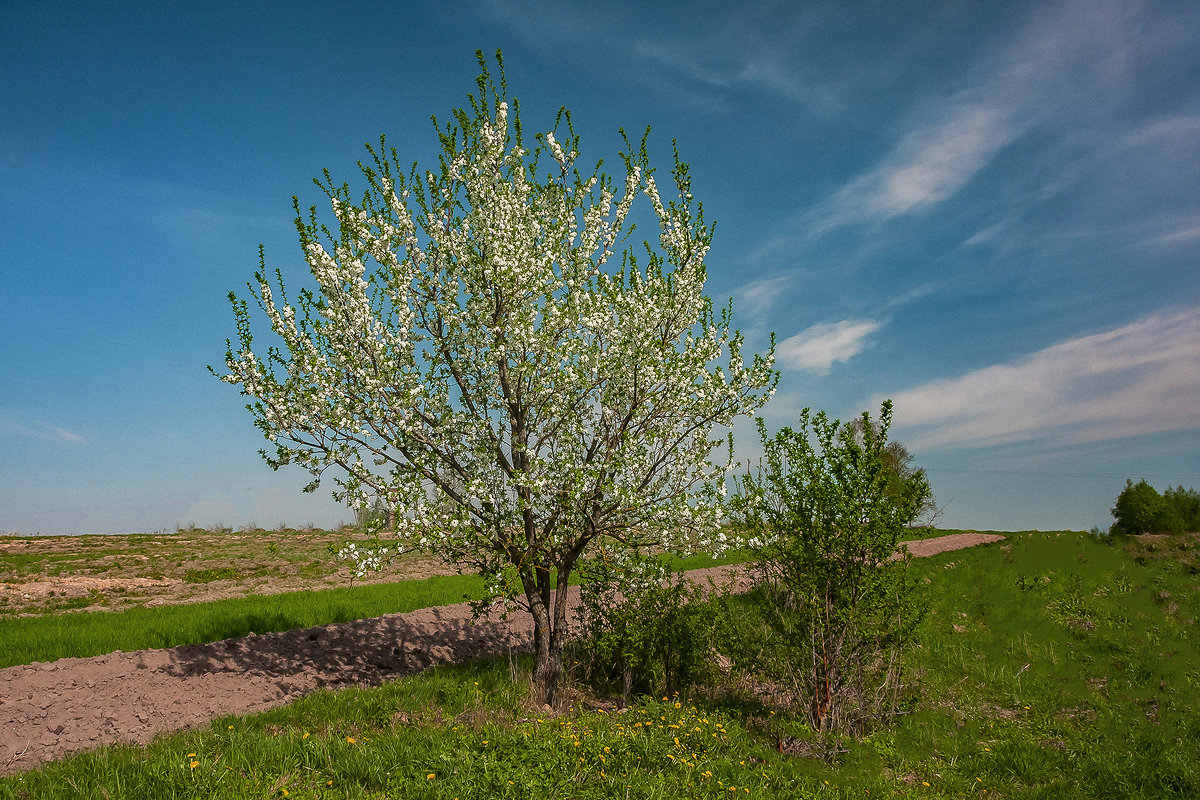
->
[0,533,1003,774]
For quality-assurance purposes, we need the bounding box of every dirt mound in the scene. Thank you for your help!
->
[0,533,1003,774]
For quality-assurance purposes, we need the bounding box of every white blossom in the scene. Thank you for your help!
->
[216,53,777,703]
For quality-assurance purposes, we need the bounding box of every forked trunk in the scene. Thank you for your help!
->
[526,582,554,705]
[525,565,573,707]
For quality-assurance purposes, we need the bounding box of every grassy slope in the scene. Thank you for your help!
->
[4,530,1198,798]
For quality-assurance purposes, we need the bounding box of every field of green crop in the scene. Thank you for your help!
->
[2,529,1198,799]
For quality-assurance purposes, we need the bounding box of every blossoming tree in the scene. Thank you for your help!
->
[215,52,777,704]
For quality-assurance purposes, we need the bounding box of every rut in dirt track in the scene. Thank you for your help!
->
[0,532,1003,774]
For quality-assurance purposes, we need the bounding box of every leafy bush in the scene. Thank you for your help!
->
[572,550,720,704]
[1162,484,1200,532]
[728,401,930,737]
[1111,479,1200,534]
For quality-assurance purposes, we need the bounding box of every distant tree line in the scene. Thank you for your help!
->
[1110,479,1200,535]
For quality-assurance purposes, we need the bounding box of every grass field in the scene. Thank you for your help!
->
[0,527,452,618]
[3,529,1198,798]
[0,573,483,669]
[0,548,747,669]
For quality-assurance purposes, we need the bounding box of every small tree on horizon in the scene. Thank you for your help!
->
[845,415,939,525]
[1111,479,1200,535]
[214,51,777,705]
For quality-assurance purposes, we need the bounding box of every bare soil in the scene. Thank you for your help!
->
[0,532,1003,774]
[0,529,453,617]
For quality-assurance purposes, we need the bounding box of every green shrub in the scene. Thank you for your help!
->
[572,550,720,704]
[1111,479,1200,534]
[1162,484,1200,532]
[728,401,930,737]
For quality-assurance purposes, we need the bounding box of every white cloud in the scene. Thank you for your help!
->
[813,106,1016,231]
[795,0,1144,237]
[880,307,1200,451]
[732,275,791,310]
[778,318,882,374]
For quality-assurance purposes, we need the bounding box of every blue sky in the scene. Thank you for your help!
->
[2,0,1197,535]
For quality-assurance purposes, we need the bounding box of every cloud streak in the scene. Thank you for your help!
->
[795,0,1141,237]
[0,417,88,445]
[881,306,1200,451]
[806,105,1018,234]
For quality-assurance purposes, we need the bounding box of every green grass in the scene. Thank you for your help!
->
[9,530,1195,798]
[0,574,486,669]
[0,550,749,669]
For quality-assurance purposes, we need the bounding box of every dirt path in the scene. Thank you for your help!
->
[0,533,1002,774]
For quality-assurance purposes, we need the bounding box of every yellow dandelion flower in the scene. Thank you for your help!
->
[922,781,931,786]
[189,761,199,769]
[302,732,310,740]
[187,753,196,758]
[346,736,356,744]
[427,773,436,780]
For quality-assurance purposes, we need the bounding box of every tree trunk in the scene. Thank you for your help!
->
[524,563,563,707]
[523,561,576,707]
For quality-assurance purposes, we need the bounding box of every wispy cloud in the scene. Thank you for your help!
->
[1145,223,1200,249]
[794,0,1142,237]
[805,106,1018,234]
[732,275,792,309]
[630,35,839,111]
[728,275,792,326]
[0,417,88,445]
[880,306,1200,451]
[778,318,882,374]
